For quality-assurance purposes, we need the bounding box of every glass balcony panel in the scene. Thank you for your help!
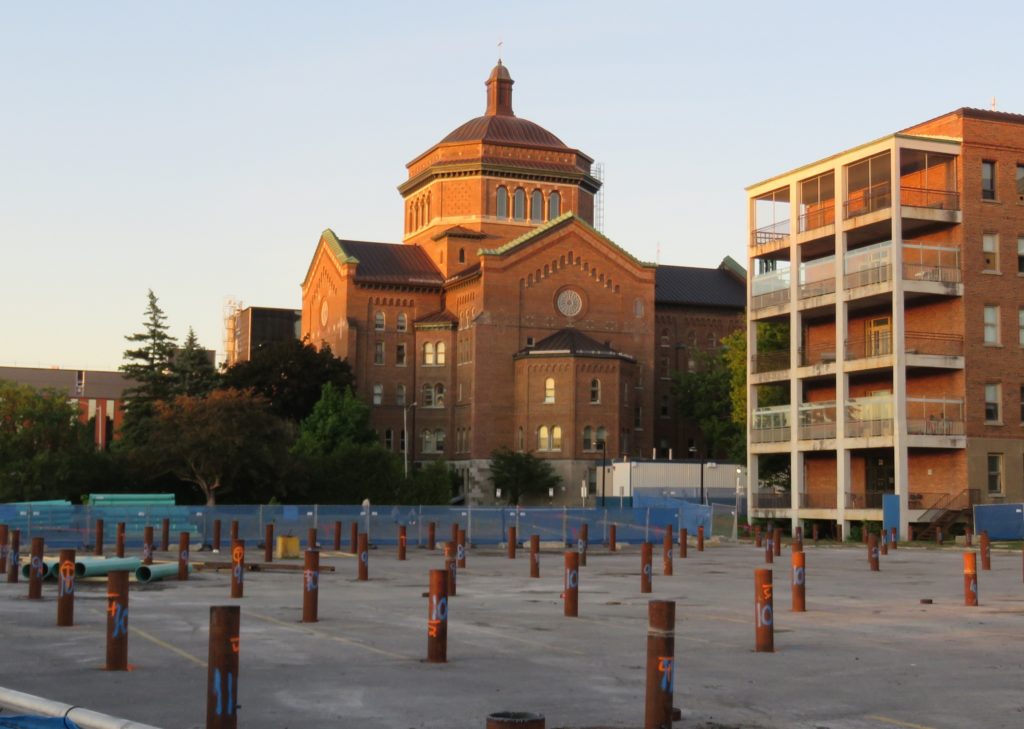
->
[751,266,791,310]
[906,397,965,436]
[799,255,836,299]
[901,243,961,284]
[900,149,958,210]
[752,405,791,443]
[844,241,892,289]
[798,401,836,440]
[845,395,893,437]
[845,152,892,219]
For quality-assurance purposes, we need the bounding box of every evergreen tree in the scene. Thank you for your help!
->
[489,448,561,505]
[119,290,178,443]
[173,327,219,396]
[292,383,377,457]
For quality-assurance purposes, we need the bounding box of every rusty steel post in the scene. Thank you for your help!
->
[427,521,436,550]
[794,526,803,551]
[609,523,617,552]
[350,522,358,554]
[964,551,978,607]
[7,529,20,583]
[791,551,805,612]
[754,524,763,548]
[230,540,245,599]
[679,528,687,559]
[754,568,774,652]
[812,524,819,545]
[206,605,240,729]
[868,533,880,571]
[578,523,588,567]
[213,519,222,553]
[530,534,540,578]
[444,541,457,596]
[230,520,239,546]
[697,525,705,552]
[264,523,274,563]
[57,548,75,627]
[773,528,781,556]
[457,528,467,569]
[303,549,319,623]
[398,525,407,560]
[662,525,673,576]
[965,527,972,547]
[564,550,579,617]
[116,522,126,558]
[936,527,943,545]
[333,521,342,551]
[0,524,7,576]
[487,713,545,729]
[450,522,459,546]
[94,519,104,556]
[508,525,517,559]
[357,532,369,581]
[640,542,653,594]
[980,531,991,571]
[880,531,889,556]
[307,527,318,551]
[105,570,129,671]
[427,568,448,663]
[890,527,897,549]
[178,532,190,581]
[143,526,154,565]
[643,600,675,729]
[28,536,45,600]
[764,532,774,564]
[160,517,169,551]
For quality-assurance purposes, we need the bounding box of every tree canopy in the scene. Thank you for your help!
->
[489,448,561,505]
[172,327,219,397]
[672,346,743,461]
[292,383,376,457]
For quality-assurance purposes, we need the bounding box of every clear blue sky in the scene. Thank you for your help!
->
[2,1,1019,371]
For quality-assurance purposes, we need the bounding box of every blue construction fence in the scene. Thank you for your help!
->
[0,502,714,550]
[974,503,1024,540]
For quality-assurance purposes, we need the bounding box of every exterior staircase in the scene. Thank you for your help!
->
[914,488,979,541]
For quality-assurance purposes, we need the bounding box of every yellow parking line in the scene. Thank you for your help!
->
[134,625,207,668]
[246,610,411,660]
[866,715,940,729]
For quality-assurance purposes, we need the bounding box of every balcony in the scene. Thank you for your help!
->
[900,186,959,211]
[752,219,790,247]
[902,243,962,290]
[844,241,892,290]
[752,405,791,443]
[906,398,965,437]
[799,401,837,440]
[845,395,893,438]
[799,255,836,299]
[846,491,891,509]
[753,490,791,509]
[798,202,836,234]
[905,332,963,358]
[799,342,837,367]
[800,492,837,509]
[751,267,791,311]
[844,181,891,220]
[846,333,892,361]
[752,350,790,374]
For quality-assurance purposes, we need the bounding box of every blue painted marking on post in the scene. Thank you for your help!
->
[214,668,222,716]
[577,538,584,554]
[565,568,578,589]
[305,570,319,592]
[871,548,879,560]
[658,657,674,692]
[431,595,448,621]
[643,563,652,577]
[793,566,805,586]
[970,579,977,595]
[180,550,189,563]
[756,603,773,628]
[31,556,43,578]
[360,550,368,564]
[233,564,243,584]
[111,603,128,638]
[143,544,152,560]
[457,544,465,561]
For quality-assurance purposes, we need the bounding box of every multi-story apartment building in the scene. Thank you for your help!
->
[746,108,1024,539]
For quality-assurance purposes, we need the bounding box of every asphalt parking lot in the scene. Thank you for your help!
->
[1,539,1022,729]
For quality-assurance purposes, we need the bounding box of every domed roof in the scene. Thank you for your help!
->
[438,61,569,150]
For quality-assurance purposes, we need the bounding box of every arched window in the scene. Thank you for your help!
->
[530,190,543,222]
[513,188,526,220]
[422,429,435,453]
[596,426,608,449]
[544,377,555,403]
[590,378,601,403]
[436,342,446,365]
[496,186,508,218]
[538,426,549,451]
[458,248,465,263]
[423,342,435,365]
[707,332,717,348]
[372,383,383,406]
[434,429,445,452]
[518,427,524,452]
[396,384,406,406]
[583,426,593,451]
[400,429,406,453]
[397,313,407,332]
[551,426,562,451]
[374,311,385,331]
[385,429,393,449]
[548,191,561,219]
[422,383,434,407]
[434,383,445,407]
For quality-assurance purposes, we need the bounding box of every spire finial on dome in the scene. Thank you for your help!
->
[485,59,514,117]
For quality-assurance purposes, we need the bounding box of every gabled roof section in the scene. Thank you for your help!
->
[514,328,635,361]
[655,263,746,308]
[478,212,656,268]
[431,225,489,241]
[414,310,457,329]
[314,229,443,288]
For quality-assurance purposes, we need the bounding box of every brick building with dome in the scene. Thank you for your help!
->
[300,62,744,503]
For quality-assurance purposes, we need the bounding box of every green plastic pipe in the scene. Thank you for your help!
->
[22,559,56,580]
[135,562,190,583]
[75,556,141,578]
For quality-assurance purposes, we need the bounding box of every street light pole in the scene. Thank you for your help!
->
[599,439,607,508]
[689,446,705,505]
[403,402,417,478]
[733,467,742,541]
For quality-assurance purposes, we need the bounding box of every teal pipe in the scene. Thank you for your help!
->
[135,562,190,583]
[21,559,55,580]
[75,557,141,578]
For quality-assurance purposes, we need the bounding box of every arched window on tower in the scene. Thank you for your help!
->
[423,342,435,365]
[537,426,550,451]
[590,379,601,404]
[530,190,543,223]
[422,382,434,407]
[374,311,385,331]
[583,426,593,451]
[548,191,561,219]
[513,188,526,220]
[551,426,562,451]
[544,377,555,403]
[436,342,446,365]
[496,186,508,218]
[458,248,465,263]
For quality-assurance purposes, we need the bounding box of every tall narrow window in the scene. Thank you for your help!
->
[590,379,601,403]
[396,384,406,406]
[1017,164,1024,200]
[396,343,407,366]
[538,426,549,451]
[422,383,434,407]
[496,186,508,218]
[458,248,465,263]
[434,384,445,407]
[434,429,446,452]
[513,188,526,220]
[374,341,385,365]
[385,429,393,450]
[987,453,1003,494]
[372,384,383,406]
[548,191,560,219]
[660,395,670,418]
[530,190,543,223]
[596,426,607,449]
[544,377,555,403]
[551,426,562,451]
[1019,308,1024,346]
[983,233,999,272]
[984,305,1000,344]
[424,342,435,365]
[374,311,385,331]
[985,383,1001,422]
[436,342,446,365]
[982,160,996,200]
[422,430,435,453]
[583,426,593,450]
[634,406,643,429]
[1017,237,1024,274]
[397,313,408,332]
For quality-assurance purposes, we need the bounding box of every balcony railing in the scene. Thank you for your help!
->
[798,202,836,233]
[752,350,790,374]
[799,342,837,367]
[799,401,837,440]
[905,332,963,357]
[900,186,960,211]
[799,255,836,299]
[751,288,790,310]
[907,397,965,436]
[844,241,892,290]
[751,267,791,310]
[752,219,790,246]
[846,395,893,437]
[902,243,961,284]
[753,490,791,509]
[752,405,791,443]
[846,491,891,509]
[844,182,891,219]
[800,492,837,509]
[846,334,893,360]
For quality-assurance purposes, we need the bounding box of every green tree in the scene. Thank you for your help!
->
[220,338,354,422]
[489,448,561,505]
[292,383,376,457]
[398,459,457,505]
[722,324,790,453]
[173,327,219,396]
[135,389,294,505]
[119,290,178,444]
[672,347,743,461]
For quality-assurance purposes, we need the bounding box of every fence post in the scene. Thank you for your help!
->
[644,508,650,544]
[57,549,75,627]
[457,528,467,568]
[0,524,8,576]
[303,549,319,623]
[980,531,991,571]
[444,542,457,596]
[755,568,774,652]
[178,532,190,581]
[94,518,104,556]
[964,552,978,607]
[644,600,675,729]
[206,605,240,729]
[28,537,44,600]
[427,569,448,663]
[868,533,880,571]
[640,542,653,593]
[231,540,245,599]
[6,529,19,583]
[562,508,568,547]
[791,552,805,612]
[265,523,274,563]
[564,551,579,617]
[358,533,369,581]
[662,525,673,576]
[530,534,540,578]
[105,570,130,671]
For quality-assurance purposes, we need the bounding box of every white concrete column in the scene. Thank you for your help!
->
[890,142,910,541]
[789,182,800,523]
[835,161,850,538]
